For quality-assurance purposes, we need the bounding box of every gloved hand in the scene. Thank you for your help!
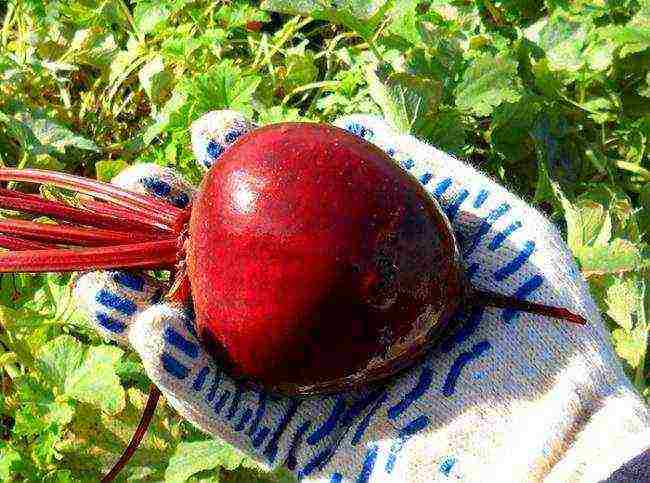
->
[74,110,649,482]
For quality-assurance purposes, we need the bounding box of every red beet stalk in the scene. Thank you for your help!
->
[0,169,186,232]
[0,169,185,274]
[0,188,162,233]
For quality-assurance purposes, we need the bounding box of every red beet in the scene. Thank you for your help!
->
[187,123,466,394]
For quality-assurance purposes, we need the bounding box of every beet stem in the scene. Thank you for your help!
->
[0,169,185,231]
[101,386,161,483]
[0,189,167,233]
[0,240,178,272]
[474,290,587,325]
[0,234,54,250]
[78,198,172,233]
[0,219,162,247]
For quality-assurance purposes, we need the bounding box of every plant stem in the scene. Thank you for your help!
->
[116,0,143,43]
[101,386,161,483]
[0,240,178,273]
[1,0,16,48]
[475,289,587,325]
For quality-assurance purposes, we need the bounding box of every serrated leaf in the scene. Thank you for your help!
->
[134,2,171,35]
[419,109,466,154]
[639,183,650,235]
[605,276,642,331]
[36,335,85,390]
[574,238,641,276]
[61,388,176,479]
[283,41,318,92]
[599,26,650,53]
[0,444,22,480]
[95,159,128,182]
[64,345,125,415]
[612,325,647,369]
[577,201,612,247]
[143,88,188,144]
[144,60,260,144]
[552,183,613,250]
[261,0,387,22]
[68,28,118,69]
[165,439,248,482]
[584,38,615,71]
[387,0,422,45]
[489,97,540,162]
[366,66,441,133]
[639,72,650,98]
[12,112,99,154]
[538,11,590,71]
[108,39,147,100]
[454,52,524,117]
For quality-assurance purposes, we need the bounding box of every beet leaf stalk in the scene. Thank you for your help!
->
[0,169,187,273]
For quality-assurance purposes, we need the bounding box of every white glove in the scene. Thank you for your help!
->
[74,110,650,482]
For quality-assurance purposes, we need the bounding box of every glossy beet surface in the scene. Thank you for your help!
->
[187,123,467,395]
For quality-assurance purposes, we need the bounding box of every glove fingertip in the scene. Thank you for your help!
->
[334,114,397,145]
[75,270,165,345]
[111,163,195,209]
[191,110,256,171]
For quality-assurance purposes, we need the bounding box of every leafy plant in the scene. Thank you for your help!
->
[0,0,649,480]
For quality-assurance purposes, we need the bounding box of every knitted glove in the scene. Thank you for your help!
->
[74,110,649,482]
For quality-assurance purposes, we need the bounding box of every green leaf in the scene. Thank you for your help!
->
[605,276,642,331]
[257,105,303,124]
[138,54,172,105]
[67,28,118,69]
[639,72,650,98]
[537,11,591,72]
[12,112,99,155]
[63,387,177,479]
[574,238,642,276]
[612,325,648,369]
[36,335,85,390]
[64,345,125,415]
[144,60,260,144]
[552,179,614,251]
[164,439,248,482]
[584,38,615,71]
[454,52,524,117]
[134,1,172,35]
[419,109,466,155]
[638,182,650,235]
[108,39,147,100]
[366,66,442,134]
[283,41,318,92]
[143,89,188,144]
[598,25,650,57]
[261,0,388,22]
[0,444,22,480]
[489,97,541,162]
[387,0,422,45]
[95,159,128,182]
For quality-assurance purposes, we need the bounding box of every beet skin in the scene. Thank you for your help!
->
[187,123,466,395]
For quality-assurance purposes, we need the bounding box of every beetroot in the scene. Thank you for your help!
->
[188,123,466,394]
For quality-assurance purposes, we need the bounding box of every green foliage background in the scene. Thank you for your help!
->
[0,0,649,480]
